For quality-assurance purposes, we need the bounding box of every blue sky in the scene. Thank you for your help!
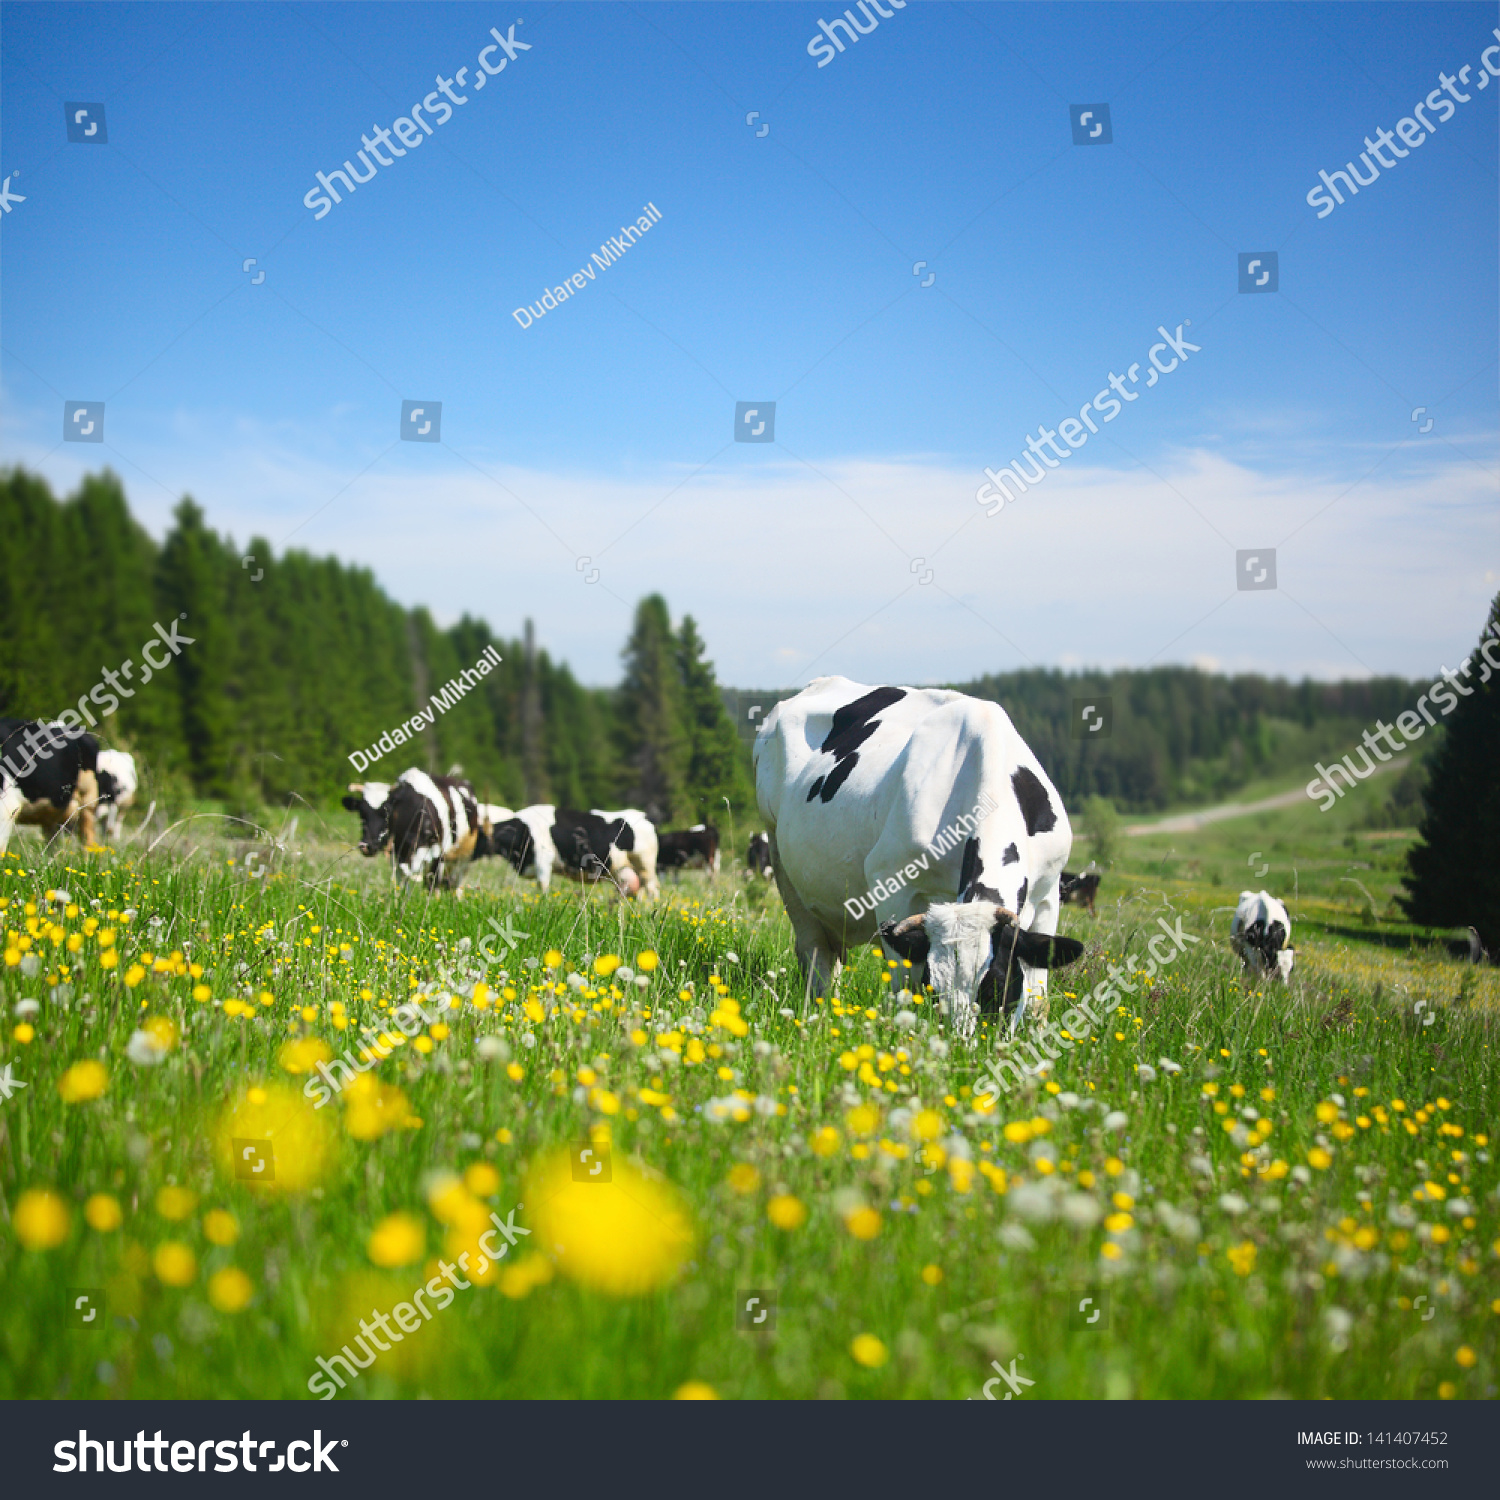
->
[3,1,1496,687]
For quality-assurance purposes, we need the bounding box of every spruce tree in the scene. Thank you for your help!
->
[616,595,688,823]
[675,614,754,823]
[1401,592,1500,952]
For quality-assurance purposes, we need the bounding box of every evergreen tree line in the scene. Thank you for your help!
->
[0,469,752,826]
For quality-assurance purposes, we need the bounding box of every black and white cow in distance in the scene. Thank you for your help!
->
[0,718,101,853]
[754,677,1084,1037]
[482,806,649,897]
[1060,869,1102,915]
[747,831,773,878]
[658,823,720,875]
[1231,890,1295,982]
[95,749,139,840]
[589,808,661,898]
[343,770,482,891]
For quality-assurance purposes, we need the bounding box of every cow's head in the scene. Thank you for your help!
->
[484,817,535,874]
[341,782,393,856]
[880,902,1085,1029]
[1240,918,1294,982]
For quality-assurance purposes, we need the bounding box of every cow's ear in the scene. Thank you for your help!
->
[880,914,930,966]
[993,921,1085,971]
[341,794,361,811]
[1012,930,1086,969]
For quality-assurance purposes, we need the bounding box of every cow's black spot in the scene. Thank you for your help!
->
[1001,842,1019,866]
[808,686,906,804]
[1016,877,1029,912]
[958,837,983,900]
[1010,766,1056,837]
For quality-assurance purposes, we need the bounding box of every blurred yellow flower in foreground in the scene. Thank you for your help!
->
[921,1263,944,1286]
[14,1189,71,1250]
[673,1381,717,1399]
[767,1194,807,1230]
[844,1206,882,1241]
[727,1163,761,1194]
[464,1162,501,1197]
[58,1060,108,1103]
[154,1241,197,1286]
[525,1149,694,1296]
[85,1194,123,1232]
[342,1073,412,1140]
[636,950,659,972]
[850,1333,888,1368]
[278,1036,333,1075]
[213,1081,335,1192]
[499,1252,555,1299]
[367,1212,426,1268]
[1227,1240,1257,1277]
[208,1267,254,1313]
[156,1186,198,1221]
[203,1209,239,1245]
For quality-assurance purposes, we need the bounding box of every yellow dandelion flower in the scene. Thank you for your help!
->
[207,1267,254,1313]
[191,984,212,1003]
[367,1212,426,1268]
[57,1060,108,1103]
[811,1125,842,1157]
[278,1036,332,1075]
[767,1194,807,1230]
[1455,1346,1476,1369]
[12,1023,34,1043]
[921,1264,943,1286]
[14,1189,71,1250]
[213,1081,335,1193]
[1307,1147,1333,1171]
[464,1163,501,1197]
[846,1104,879,1138]
[155,1186,198,1221]
[498,1252,555,1299]
[1227,1240,1257,1276]
[672,1381,717,1399]
[203,1209,239,1246]
[844,1206,882,1241]
[84,1194,123,1232]
[543,949,563,969]
[636,950,659,972]
[525,1150,693,1296]
[153,1241,197,1287]
[124,963,145,987]
[727,1163,761,1195]
[593,954,620,977]
[850,1333,888,1368]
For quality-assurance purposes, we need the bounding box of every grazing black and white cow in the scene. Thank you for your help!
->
[482,805,647,897]
[342,770,481,891]
[0,718,101,852]
[95,749,139,840]
[1230,890,1295,981]
[1060,869,1102,915]
[589,808,660,897]
[754,677,1084,1036]
[658,823,720,875]
[747,831,773,878]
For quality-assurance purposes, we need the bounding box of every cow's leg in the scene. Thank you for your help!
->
[1018,868,1063,1030]
[0,784,23,855]
[767,830,842,1006]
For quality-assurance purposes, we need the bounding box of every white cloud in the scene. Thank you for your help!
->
[7,419,1495,689]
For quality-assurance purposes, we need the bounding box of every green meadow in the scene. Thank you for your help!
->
[0,772,1494,1400]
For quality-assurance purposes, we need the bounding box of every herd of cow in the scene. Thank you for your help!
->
[0,678,1301,1038]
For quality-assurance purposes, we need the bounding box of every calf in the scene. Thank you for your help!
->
[1230,890,1295,981]
[343,770,481,891]
[0,718,101,852]
[658,823,720,875]
[484,806,645,897]
[747,831,773,878]
[1059,869,1102,915]
[755,676,1084,1037]
[95,749,139,840]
